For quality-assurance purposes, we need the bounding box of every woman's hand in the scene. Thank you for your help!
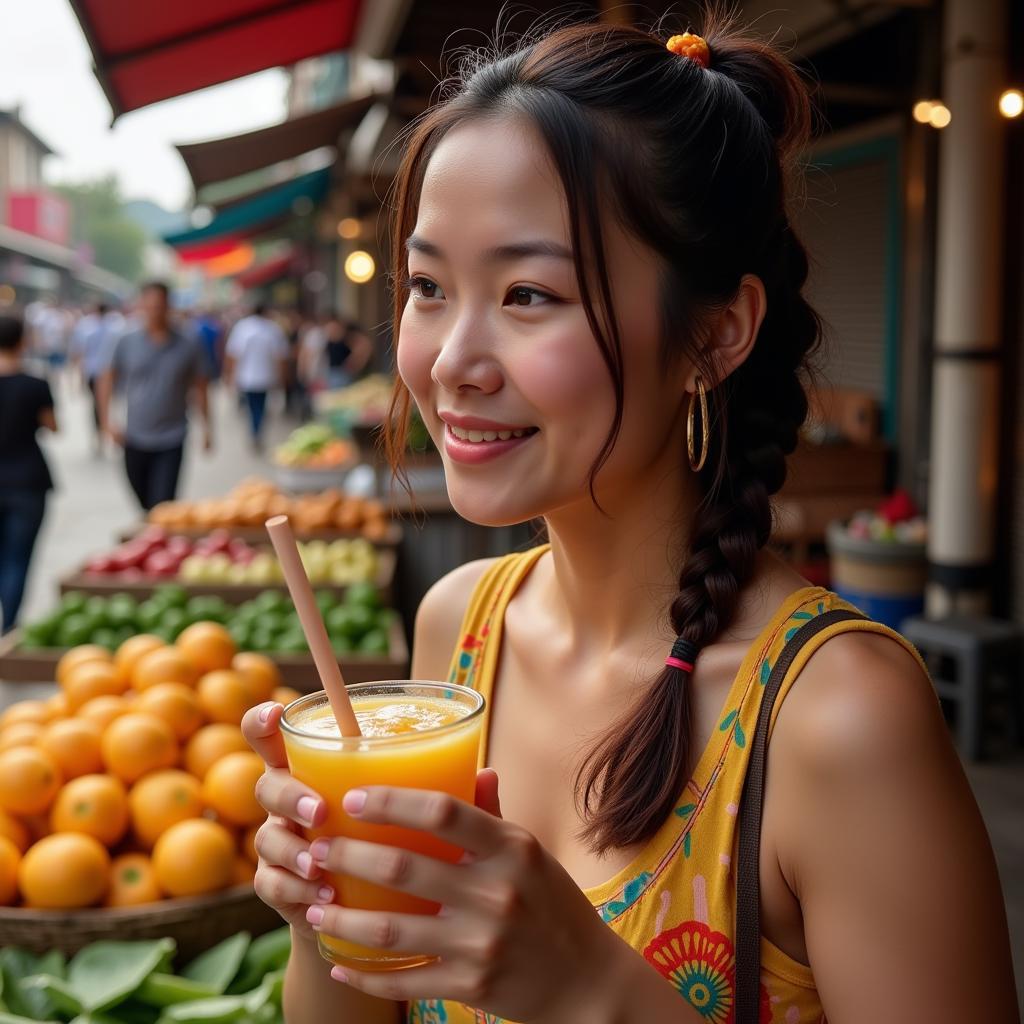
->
[242,702,339,941]
[304,771,625,1021]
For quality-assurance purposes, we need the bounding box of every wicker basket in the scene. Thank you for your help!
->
[0,885,283,960]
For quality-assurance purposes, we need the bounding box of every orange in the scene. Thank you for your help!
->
[77,694,130,731]
[100,713,178,784]
[106,852,163,906]
[196,670,251,725]
[21,812,52,844]
[242,823,260,864]
[129,770,204,848]
[56,645,111,687]
[177,623,236,675]
[0,746,62,816]
[233,653,281,706]
[152,818,235,897]
[133,683,205,741]
[132,646,201,691]
[19,832,110,908]
[271,685,302,708]
[0,835,20,905]
[0,809,29,853]
[0,699,52,729]
[231,855,256,885]
[114,634,165,686]
[183,724,249,780]
[50,774,129,847]
[0,722,44,751]
[63,661,127,712]
[37,718,103,779]
[45,693,69,720]
[202,751,264,827]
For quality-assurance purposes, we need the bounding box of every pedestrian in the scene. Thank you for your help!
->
[323,314,373,390]
[98,281,212,511]
[70,301,118,453]
[0,314,57,633]
[223,302,289,451]
[243,16,1018,1024]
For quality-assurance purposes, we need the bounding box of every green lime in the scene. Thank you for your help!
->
[20,624,52,649]
[255,590,287,614]
[358,629,389,655]
[137,600,164,631]
[314,590,338,615]
[61,591,89,614]
[346,605,376,640]
[326,606,356,640]
[232,601,262,624]
[93,628,119,651]
[85,596,110,625]
[154,626,178,644]
[331,636,355,655]
[344,582,380,611]
[248,630,277,652]
[107,597,138,629]
[275,632,309,654]
[112,624,135,647]
[229,623,252,648]
[56,614,93,647]
[154,584,188,609]
[160,608,187,635]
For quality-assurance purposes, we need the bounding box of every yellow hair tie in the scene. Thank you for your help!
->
[666,33,711,69]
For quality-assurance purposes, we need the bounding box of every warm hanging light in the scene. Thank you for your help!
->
[928,102,952,128]
[912,99,935,124]
[999,89,1023,119]
[337,217,361,239]
[344,250,376,284]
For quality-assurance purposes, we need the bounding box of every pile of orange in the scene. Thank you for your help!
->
[0,623,301,910]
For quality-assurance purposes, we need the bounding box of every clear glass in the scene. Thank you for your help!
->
[281,681,485,972]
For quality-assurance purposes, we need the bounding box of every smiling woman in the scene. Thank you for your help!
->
[243,11,1019,1024]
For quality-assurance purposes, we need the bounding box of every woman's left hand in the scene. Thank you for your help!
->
[305,769,623,1020]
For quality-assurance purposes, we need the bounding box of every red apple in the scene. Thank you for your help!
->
[204,529,232,554]
[85,555,115,574]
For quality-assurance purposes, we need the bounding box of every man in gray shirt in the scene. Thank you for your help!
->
[98,281,212,510]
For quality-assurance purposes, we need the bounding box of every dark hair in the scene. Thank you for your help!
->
[97,303,110,316]
[254,303,269,317]
[0,315,24,352]
[385,13,820,853]
[140,281,169,300]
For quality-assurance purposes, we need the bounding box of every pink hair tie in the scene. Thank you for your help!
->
[666,637,698,674]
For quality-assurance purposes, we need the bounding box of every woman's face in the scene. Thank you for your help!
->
[397,117,690,528]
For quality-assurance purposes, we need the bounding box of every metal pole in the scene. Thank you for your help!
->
[926,0,1008,616]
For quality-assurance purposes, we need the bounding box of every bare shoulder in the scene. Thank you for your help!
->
[771,629,950,778]
[410,558,501,680]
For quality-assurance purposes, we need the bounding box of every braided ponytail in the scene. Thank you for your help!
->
[386,14,821,852]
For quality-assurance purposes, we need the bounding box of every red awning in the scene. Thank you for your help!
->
[236,249,297,289]
[68,0,362,120]
[176,94,376,192]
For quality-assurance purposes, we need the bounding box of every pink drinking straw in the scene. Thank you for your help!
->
[265,515,361,737]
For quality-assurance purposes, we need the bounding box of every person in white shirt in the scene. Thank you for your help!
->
[224,304,289,451]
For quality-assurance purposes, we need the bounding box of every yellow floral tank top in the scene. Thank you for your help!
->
[408,546,924,1024]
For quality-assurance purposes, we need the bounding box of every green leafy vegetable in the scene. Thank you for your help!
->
[20,977,81,1018]
[225,930,289,996]
[67,940,175,1013]
[155,995,249,1024]
[135,976,217,1009]
[181,934,249,996]
[0,950,57,1021]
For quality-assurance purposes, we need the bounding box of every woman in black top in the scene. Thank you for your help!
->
[0,314,57,633]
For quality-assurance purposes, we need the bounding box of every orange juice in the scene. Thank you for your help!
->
[281,682,484,971]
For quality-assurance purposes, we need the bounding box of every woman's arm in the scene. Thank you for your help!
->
[772,633,1018,1024]
[38,407,57,432]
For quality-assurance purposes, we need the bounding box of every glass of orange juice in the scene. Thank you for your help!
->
[280,681,485,972]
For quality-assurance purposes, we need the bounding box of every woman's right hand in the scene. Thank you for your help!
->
[243,701,336,941]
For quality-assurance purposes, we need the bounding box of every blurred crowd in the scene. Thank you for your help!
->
[0,287,375,634]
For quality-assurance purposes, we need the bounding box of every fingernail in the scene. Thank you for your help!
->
[331,967,349,984]
[296,851,313,877]
[343,789,367,814]
[310,838,330,864]
[296,796,320,826]
[317,885,334,903]
[258,702,275,724]
[305,905,325,928]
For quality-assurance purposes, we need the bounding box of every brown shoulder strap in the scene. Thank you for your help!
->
[734,608,865,1022]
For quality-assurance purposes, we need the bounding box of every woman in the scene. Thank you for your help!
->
[0,314,57,633]
[243,17,1018,1024]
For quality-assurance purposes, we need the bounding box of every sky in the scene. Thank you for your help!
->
[0,0,288,211]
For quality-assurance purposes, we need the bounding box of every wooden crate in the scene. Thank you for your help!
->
[58,548,396,605]
[0,619,409,690]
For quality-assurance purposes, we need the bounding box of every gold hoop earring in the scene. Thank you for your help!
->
[687,376,709,473]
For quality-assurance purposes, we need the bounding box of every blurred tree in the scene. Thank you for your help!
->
[53,176,148,282]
